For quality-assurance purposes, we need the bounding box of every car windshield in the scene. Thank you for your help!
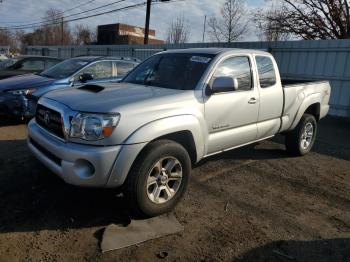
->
[39,58,91,79]
[122,53,215,90]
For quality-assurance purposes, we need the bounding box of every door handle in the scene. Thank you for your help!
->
[248,97,258,104]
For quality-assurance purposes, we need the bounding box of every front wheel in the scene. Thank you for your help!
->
[124,139,191,217]
[285,114,317,156]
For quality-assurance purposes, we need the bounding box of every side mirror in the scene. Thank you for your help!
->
[79,73,94,83]
[210,76,239,94]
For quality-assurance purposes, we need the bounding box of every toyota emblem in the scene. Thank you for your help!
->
[44,111,51,125]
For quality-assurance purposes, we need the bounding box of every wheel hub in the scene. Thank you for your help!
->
[158,173,168,185]
[146,157,183,204]
[300,122,314,150]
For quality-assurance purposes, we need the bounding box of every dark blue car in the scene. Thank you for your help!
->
[0,56,139,119]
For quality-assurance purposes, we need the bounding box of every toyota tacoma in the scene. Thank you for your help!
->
[27,48,331,217]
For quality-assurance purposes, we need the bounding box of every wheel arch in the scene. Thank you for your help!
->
[304,103,321,121]
[106,115,205,188]
[290,93,322,130]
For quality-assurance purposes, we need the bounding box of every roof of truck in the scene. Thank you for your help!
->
[161,48,270,56]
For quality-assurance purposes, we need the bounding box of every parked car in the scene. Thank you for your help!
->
[0,56,139,118]
[0,58,16,69]
[0,55,62,80]
[27,48,331,217]
[0,54,8,62]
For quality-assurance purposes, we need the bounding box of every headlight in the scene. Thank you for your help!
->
[70,113,120,141]
[6,88,36,95]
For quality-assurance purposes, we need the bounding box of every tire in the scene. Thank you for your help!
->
[285,114,317,156]
[124,139,191,217]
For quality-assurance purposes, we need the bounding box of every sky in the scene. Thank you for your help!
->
[0,0,266,42]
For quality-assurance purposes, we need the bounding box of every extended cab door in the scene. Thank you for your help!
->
[204,55,259,155]
[254,56,284,139]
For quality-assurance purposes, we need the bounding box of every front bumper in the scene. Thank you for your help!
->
[0,92,34,118]
[27,119,122,187]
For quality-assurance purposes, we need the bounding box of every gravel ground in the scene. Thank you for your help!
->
[0,116,349,262]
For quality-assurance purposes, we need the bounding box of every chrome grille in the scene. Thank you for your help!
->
[35,104,65,139]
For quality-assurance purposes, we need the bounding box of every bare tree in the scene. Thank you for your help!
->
[254,1,290,41]
[0,29,23,52]
[166,16,191,44]
[0,29,14,47]
[207,0,249,43]
[21,8,72,46]
[73,24,93,45]
[264,0,350,40]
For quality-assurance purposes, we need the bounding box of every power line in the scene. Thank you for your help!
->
[0,0,179,31]
[61,0,99,15]
[0,0,99,24]
[1,0,129,29]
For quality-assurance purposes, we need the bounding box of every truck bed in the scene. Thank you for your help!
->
[282,79,321,87]
[279,79,331,132]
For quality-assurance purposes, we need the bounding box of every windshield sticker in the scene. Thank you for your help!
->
[190,56,211,63]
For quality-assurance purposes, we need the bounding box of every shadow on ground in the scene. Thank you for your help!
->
[0,116,348,235]
[0,116,29,127]
[236,238,350,262]
[0,139,130,234]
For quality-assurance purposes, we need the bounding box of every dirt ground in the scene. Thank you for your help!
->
[0,116,349,262]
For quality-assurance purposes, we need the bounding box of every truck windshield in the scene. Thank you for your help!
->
[122,53,215,90]
[39,58,91,79]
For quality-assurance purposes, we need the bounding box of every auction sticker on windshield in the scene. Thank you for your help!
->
[190,56,212,63]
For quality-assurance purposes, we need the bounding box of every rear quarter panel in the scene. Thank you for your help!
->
[281,81,331,132]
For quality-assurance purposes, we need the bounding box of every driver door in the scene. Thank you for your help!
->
[204,55,259,155]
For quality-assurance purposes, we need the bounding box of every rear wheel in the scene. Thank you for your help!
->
[285,114,317,156]
[124,139,191,217]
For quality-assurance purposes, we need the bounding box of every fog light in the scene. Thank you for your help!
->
[73,159,95,178]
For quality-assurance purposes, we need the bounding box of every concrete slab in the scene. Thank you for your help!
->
[101,213,183,253]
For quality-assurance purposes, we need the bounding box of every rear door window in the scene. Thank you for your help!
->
[115,61,135,77]
[255,56,276,88]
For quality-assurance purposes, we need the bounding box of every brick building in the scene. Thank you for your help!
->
[97,23,165,45]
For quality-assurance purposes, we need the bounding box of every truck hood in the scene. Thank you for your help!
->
[0,73,57,91]
[44,83,192,113]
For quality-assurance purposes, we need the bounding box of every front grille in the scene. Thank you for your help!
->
[36,104,65,139]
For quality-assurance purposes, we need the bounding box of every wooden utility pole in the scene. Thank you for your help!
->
[61,17,64,45]
[202,15,206,42]
[144,0,152,44]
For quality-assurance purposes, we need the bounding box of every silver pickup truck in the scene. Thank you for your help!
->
[27,48,331,217]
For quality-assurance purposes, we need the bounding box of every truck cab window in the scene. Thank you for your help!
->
[255,56,276,88]
[213,56,252,91]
